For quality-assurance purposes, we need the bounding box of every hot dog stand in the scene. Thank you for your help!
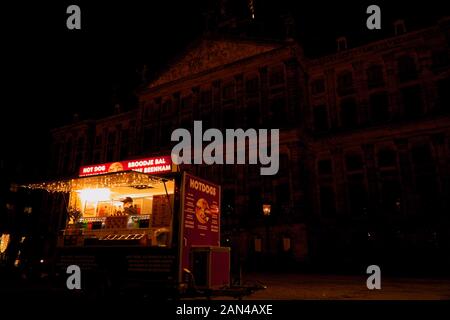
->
[24,156,232,297]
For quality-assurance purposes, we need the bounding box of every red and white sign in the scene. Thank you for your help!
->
[79,156,173,177]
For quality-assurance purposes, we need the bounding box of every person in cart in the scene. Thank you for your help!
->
[122,197,138,215]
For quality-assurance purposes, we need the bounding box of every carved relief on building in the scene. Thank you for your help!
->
[149,39,280,88]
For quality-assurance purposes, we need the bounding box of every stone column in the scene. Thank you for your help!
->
[382,53,400,120]
[259,67,269,126]
[431,133,449,215]
[234,73,245,128]
[395,138,415,216]
[362,143,380,216]
[212,80,221,128]
[352,60,369,124]
[325,68,338,129]
[192,86,200,120]
[172,92,181,125]
[331,146,348,216]
[284,58,302,127]
[288,141,304,220]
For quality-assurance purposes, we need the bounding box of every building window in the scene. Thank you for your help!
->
[278,154,289,178]
[248,187,262,217]
[143,127,153,150]
[160,123,172,147]
[411,144,438,215]
[106,131,116,162]
[107,131,116,145]
[437,77,450,112]
[245,101,260,128]
[77,136,85,151]
[411,144,434,170]
[369,92,389,123]
[95,135,102,147]
[366,65,384,88]
[200,90,212,106]
[143,102,152,120]
[106,149,114,162]
[245,77,259,98]
[121,129,129,144]
[269,66,285,87]
[93,150,101,163]
[270,97,287,128]
[397,55,417,82]
[120,128,129,159]
[162,99,172,115]
[346,154,363,172]
[120,145,128,160]
[318,159,333,175]
[401,85,423,118]
[337,71,354,96]
[311,79,325,95]
[74,152,83,171]
[221,108,235,129]
[347,173,368,217]
[201,111,213,129]
[63,138,73,171]
[340,98,358,128]
[222,83,235,101]
[181,95,193,110]
[313,105,329,132]
[319,186,336,217]
[380,177,401,215]
[431,51,450,70]
[74,136,85,169]
[180,117,192,132]
[377,149,396,167]
[276,183,290,206]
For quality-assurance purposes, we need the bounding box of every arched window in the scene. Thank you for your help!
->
[340,98,358,128]
[398,55,417,82]
[337,71,354,96]
[377,148,397,168]
[366,64,384,88]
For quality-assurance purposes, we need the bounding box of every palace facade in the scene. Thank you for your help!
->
[47,17,450,271]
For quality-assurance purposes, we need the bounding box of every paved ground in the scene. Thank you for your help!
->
[2,273,450,300]
[232,273,450,300]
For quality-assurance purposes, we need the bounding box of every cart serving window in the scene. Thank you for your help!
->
[24,171,175,248]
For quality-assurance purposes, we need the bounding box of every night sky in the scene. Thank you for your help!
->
[2,0,450,181]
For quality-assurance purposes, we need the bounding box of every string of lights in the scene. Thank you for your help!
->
[21,171,163,193]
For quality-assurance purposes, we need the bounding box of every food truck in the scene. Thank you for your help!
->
[25,156,231,297]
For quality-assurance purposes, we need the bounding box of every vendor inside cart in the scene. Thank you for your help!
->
[122,197,138,215]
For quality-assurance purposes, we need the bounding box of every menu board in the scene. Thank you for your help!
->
[151,194,173,228]
[181,173,221,272]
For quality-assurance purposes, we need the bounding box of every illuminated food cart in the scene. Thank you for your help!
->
[24,156,231,297]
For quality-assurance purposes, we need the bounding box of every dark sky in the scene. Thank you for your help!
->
[2,0,450,180]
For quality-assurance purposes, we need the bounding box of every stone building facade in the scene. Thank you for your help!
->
[48,17,450,270]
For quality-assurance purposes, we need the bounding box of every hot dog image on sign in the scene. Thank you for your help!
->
[195,198,210,224]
